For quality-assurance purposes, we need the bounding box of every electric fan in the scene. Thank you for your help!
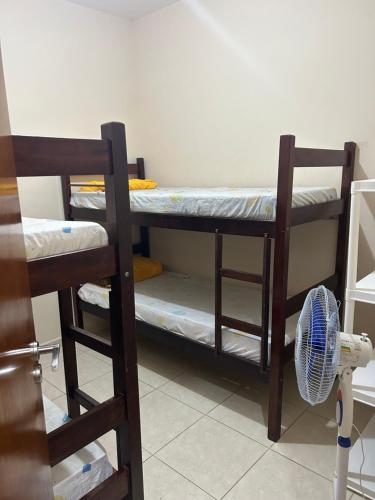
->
[295,285,373,500]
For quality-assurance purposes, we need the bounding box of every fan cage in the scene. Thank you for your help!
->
[295,285,340,406]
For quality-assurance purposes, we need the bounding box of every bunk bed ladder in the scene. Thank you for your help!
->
[214,231,272,372]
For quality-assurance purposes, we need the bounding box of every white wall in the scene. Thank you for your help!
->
[132,0,375,334]
[1,0,374,340]
[0,0,137,343]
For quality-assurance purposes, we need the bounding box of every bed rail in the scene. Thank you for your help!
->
[28,245,116,297]
[48,395,126,466]
[294,147,348,167]
[12,136,112,176]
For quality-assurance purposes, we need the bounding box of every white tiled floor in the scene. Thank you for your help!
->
[42,328,371,500]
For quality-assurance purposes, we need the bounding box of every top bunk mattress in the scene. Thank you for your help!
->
[70,186,337,221]
[22,217,108,260]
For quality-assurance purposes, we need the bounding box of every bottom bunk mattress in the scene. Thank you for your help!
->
[78,272,299,364]
[43,396,112,500]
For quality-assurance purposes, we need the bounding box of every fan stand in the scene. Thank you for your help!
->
[334,368,354,500]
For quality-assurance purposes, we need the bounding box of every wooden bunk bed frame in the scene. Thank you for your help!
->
[12,122,143,499]
[62,135,356,442]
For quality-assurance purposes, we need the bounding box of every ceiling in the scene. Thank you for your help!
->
[67,0,178,20]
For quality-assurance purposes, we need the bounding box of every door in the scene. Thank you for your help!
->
[0,49,53,498]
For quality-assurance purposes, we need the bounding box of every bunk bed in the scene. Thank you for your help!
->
[12,122,143,499]
[62,135,356,442]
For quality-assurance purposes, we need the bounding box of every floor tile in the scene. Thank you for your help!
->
[138,349,188,389]
[80,371,153,402]
[42,379,64,401]
[160,369,236,413]
[43,349,111,391]
[98,430,117,468]
[273,411,337,480]
[142,448,152,462]
[144,457,214,500]
[140,390,201,453]
[157,416,266,499]
[223,449,333,499]
[209,386,305,447]
[52,394,68,413]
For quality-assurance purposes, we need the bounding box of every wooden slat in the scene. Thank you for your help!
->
[221,268,263,284]
[285,273,339,318]
[291,199,344,226]
[133,242,144,254]
[260,235,271,372]
[128,163,139,175]
[73,388,100,411]
[215,233,223,354]
[13,136,111,176]
[294,147,348,167]
[268,135,295,442]
[137,319,269,379]
[131,212,275,237]
[81,469,129,500]
[28,245,116,297]
[48,396,126,466]
[78,298,111,320]
[71,206,106,222]
[220,315,263,337]
[66,324,113,357]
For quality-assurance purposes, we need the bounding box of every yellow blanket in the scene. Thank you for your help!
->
[94,256,162,287]
[79,179,158,192]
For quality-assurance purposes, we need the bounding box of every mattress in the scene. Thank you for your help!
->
[78,272,299,363]
[22,217,108,260]
[43,396,112,500]
[70,186,337,221]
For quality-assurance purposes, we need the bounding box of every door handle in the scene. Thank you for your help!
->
[0,341,60,384]
[31,341,60,371]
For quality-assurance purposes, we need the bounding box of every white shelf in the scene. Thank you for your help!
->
[353,358,375,407]
[348,413,375,498]
[347,271,375,305]
[352,179,375,193]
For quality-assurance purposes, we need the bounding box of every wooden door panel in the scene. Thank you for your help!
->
[0,48,53,499]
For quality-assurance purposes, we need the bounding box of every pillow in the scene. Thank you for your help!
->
[92,256,162,287]
[79,179,158,192]
[133,256,162,282]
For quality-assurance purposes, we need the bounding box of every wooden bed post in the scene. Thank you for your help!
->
[60,176,84,328]
[102,122,143,500]
[214,230,223,354]
[268,135,295,442]
[61,176,71,220]
[335,142,356,316]
[260,234,271,372]
[58,288,80,418]
[137,157,150,258]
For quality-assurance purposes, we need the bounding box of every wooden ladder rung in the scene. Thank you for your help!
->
[73,388,100,411]
[220,315,263,337]
[48,395,126,466]
[66,324,112,358]
[221,268,263,284]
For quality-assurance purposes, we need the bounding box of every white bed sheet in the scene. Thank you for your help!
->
[22,217,108,260]
[43,396,112,500]
[78,272,298,364]
[70,186,337,221]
